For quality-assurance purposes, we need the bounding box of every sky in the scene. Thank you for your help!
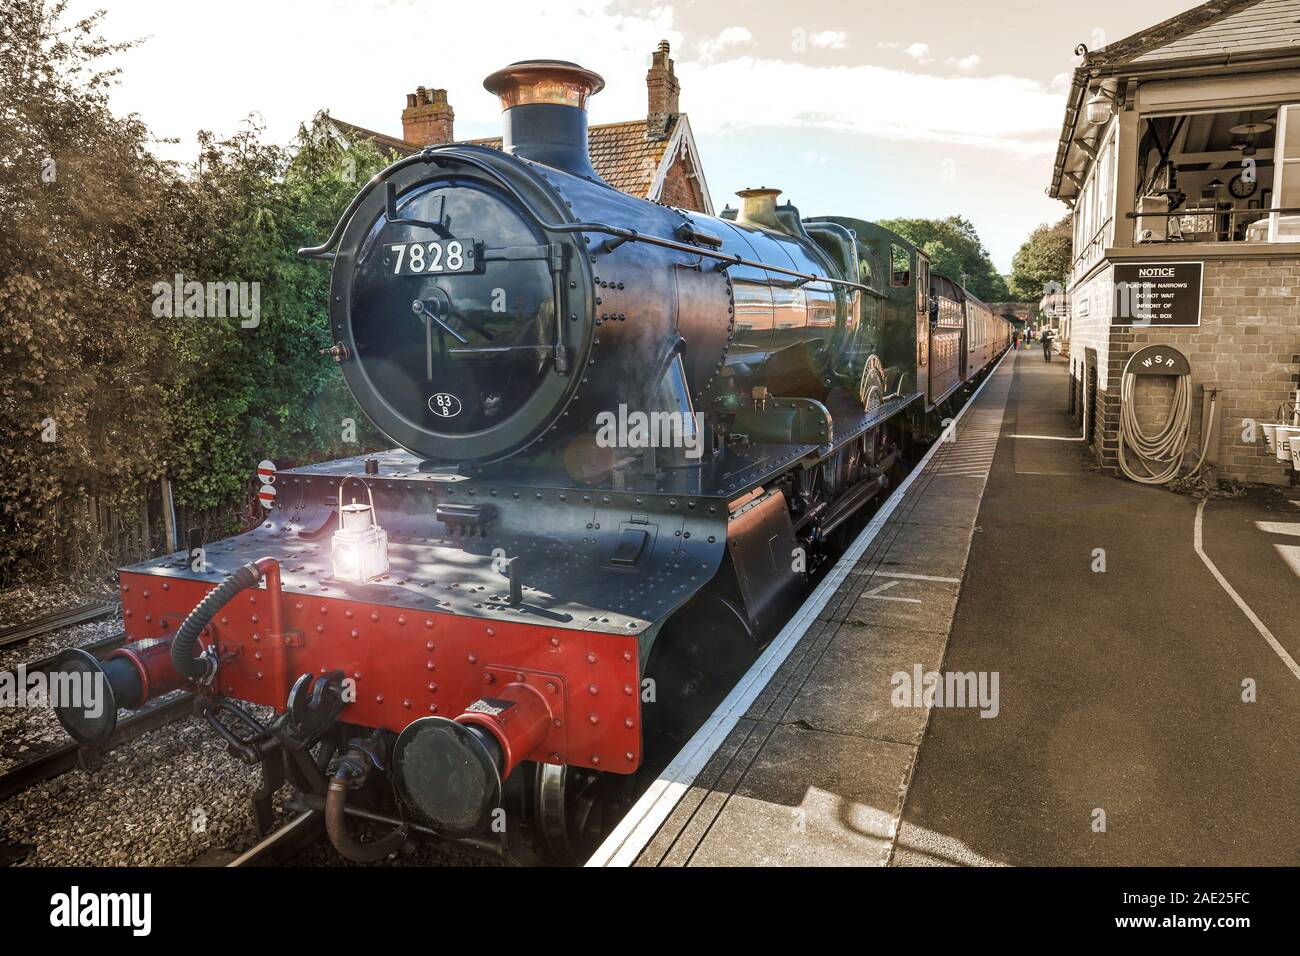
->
[65,0,1196,270]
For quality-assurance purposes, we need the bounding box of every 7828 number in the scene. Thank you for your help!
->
[389,239,474,276]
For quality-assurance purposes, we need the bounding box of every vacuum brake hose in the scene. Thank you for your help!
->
[1118,371,1217,484]
[171,561,266,681]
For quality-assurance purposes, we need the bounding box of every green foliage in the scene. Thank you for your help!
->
[1009,216,1073,301]
[877,215,1010,302]
[0,1,391,583]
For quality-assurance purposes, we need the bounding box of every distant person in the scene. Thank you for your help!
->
[1041,327,1054,361]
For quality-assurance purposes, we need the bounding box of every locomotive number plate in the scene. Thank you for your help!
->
[387,239,476,276]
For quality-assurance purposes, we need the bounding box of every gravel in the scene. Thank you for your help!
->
[0,706,279,866]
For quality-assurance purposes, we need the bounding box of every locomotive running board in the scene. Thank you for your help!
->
[586,349,1009,867]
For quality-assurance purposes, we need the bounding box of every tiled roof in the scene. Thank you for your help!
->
[331,116,678,199]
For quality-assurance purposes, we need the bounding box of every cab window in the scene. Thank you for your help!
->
[890,244,910,287]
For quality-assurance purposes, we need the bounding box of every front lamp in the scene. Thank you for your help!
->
[331,478,389,583]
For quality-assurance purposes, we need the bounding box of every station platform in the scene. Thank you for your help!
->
[590,348,1300,867]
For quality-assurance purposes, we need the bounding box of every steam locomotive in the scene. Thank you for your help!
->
[53,60,1011,864]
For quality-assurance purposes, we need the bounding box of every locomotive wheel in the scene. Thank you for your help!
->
[533,763,631,865]
[643,592,756,743]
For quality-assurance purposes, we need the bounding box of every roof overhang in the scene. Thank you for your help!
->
[1049,47,1300,202]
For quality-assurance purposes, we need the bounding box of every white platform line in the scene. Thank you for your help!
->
[1010,434,1085,441]
[586,351,1011,868]
[870,570,962,584]
[1194,500,1300,684]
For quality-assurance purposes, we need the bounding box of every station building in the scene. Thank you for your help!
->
[1050,0,1300,484]
[322,41,714,215]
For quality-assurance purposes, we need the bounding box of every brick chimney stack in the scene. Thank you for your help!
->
[645,40,680,142]
[402,87,455,146]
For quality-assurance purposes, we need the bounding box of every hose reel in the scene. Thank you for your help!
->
[1117,345,1217,484]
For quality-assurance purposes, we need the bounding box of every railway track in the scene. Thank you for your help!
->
[0,601,119,650]
[223,811,324,866]
[0,692,196,802]
[21,632,127,674]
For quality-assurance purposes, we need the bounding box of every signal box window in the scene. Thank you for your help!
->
[890,244,910,286]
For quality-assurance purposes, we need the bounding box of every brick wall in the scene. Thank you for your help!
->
[1067,255,1300,485]
[659,161,702,211]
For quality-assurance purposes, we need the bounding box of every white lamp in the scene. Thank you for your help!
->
[1085,88,1113,127]
[331,479,389,583]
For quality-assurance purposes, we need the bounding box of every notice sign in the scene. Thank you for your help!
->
[1112,261,1203,327]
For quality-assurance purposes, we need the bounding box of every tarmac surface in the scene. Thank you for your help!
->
[900,350,1300,866]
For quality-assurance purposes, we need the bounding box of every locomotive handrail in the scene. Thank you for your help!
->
[297,145,871,294]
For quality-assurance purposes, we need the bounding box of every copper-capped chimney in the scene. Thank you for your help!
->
[483,60,605,180]
[734,187,783,230]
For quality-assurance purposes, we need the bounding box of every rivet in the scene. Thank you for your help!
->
[550,636,560,647]
[428,681,438,692]
[468,653,477,664]
[375,694,384,704]
[624,718,634,728]
[403,699,412,709]
[426,660,436,670]
[425,618,434,628]
[350,628,359,639]
[425,640,435,651]
[588,683,599,695]
[587,652,597,664]
[588,713,599,725]
[626,752,635,762]
[429,704,439,713]
[591,755,601,765]
[483,673,495,684]
[486,626,495,636]
[623,684,633,695]
[398,615,407,626]
[622,650,633,662]
[370,611,380,622]
[546,682,557,694]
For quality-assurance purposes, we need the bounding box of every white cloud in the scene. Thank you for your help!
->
[947,54,981,72]
[698,25,755,62]
[810,30,848,50]
[64,0,1060,165]
[1050,72,1073,92]
[904,42,933,64]
[681,57,1061,157]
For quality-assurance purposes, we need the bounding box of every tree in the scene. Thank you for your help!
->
[877,215,1010,302]
[1009,216,1072,301]
[0,1,187,580]
[0,2,391,584]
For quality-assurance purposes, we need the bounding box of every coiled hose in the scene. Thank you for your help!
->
[1118,372,1215,484]
[171,562,264,681]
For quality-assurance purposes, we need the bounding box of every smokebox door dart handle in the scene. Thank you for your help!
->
[412,297,469,344]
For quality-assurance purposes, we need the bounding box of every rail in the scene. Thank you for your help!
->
[0,602,119,650]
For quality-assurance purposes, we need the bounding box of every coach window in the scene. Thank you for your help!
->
[890,244,910,286]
